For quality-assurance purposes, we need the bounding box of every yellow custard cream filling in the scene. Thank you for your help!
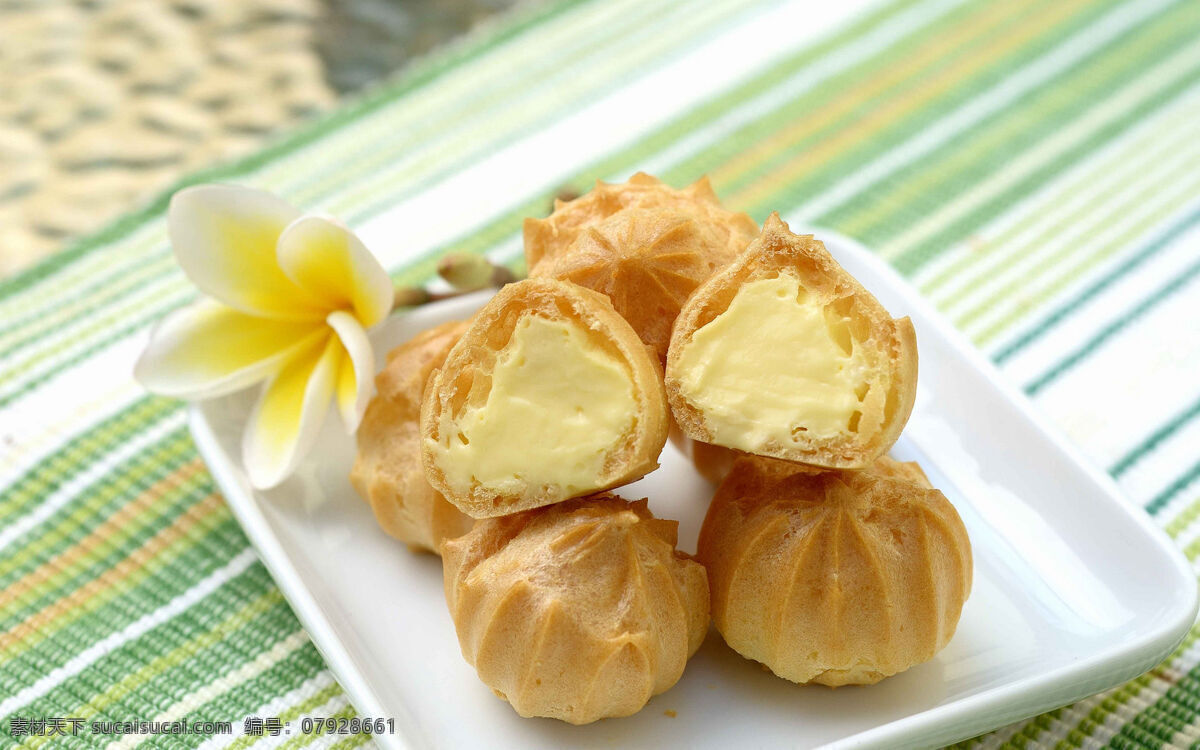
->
[438,314,636,494]
[675,273,868,449]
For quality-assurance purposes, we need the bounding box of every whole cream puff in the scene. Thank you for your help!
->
[443,493,709,723]
[698,455,971,686]
[350,320,474,553]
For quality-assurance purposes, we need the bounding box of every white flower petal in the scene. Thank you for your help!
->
[275,215,393,328]
[326,310,375,433]
[242,333,339,489]
[169,185,326,320]
[134,300,326,400]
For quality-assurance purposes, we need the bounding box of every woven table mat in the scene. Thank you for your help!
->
[2,0,1199,747]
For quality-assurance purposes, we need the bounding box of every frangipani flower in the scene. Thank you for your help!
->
[135,184,393,489]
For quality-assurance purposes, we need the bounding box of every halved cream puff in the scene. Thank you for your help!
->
[421,278,669,518]
[665,213,917,469]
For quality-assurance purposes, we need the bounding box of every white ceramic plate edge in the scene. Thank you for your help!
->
[189,410,410,750]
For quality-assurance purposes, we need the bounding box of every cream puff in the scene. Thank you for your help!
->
[523,172,756,272]
[421,278,669,518]
[442,493,709,723]
[350,320,474,553]
[697,455,971,686]
[666,213,917,469]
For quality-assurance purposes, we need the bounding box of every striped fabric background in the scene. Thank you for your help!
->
[2,0,1198,746]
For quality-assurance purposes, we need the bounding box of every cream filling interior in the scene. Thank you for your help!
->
[435,314,637,495]
[674,272,870,451]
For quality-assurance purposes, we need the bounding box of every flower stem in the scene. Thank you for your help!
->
[392,256,522,310]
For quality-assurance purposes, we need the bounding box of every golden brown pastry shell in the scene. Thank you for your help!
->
[350,320,474,554]
[442,493,710,724]
[420,277,670,518]
[523,172,757,272]
[697,455,971,686]
[665,212,918,469]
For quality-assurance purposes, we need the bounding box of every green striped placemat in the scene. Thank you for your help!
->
[2,0,1198,747]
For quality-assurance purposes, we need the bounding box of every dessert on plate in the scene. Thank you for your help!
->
[421,277,669,518]
[342,171,971,725]
[697,455,972,686]
[523,172,757,272]
[442,494,709,724]
[350,320,474,553]
[666,212,917,469]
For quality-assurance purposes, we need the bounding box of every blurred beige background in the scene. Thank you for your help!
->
[0,0,520,277]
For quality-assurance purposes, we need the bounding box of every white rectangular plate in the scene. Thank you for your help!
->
[190,229,1196,749]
